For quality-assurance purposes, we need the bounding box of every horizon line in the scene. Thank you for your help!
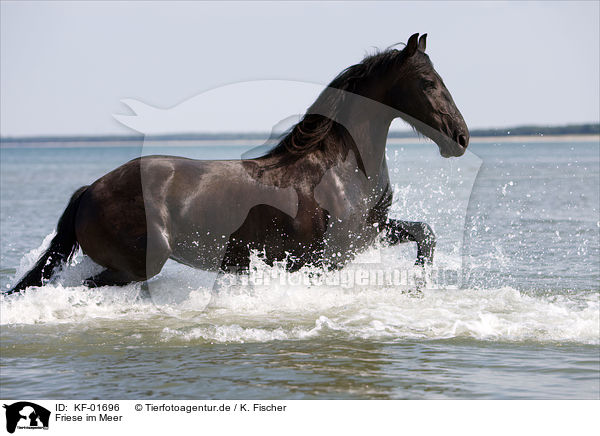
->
[1,122,598,143]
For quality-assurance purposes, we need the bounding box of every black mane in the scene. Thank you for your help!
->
[263,47,415,160]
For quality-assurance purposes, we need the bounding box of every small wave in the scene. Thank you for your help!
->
[160,315,345,344]
[156,286,599,345]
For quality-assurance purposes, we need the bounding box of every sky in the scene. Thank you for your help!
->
[1,1,599,137]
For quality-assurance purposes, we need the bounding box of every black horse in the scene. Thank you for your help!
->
[7,33,468,294]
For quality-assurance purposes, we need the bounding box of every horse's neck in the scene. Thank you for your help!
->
[341,97,394,181]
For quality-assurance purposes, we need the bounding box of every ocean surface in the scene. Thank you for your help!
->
[0,138,598,399]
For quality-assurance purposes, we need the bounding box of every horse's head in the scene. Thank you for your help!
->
[388,33,469,157]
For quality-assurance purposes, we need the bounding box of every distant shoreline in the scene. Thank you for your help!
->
[1,123,598,145]
[0,134,598,149]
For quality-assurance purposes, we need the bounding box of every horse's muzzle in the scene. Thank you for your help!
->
[438,133,467,157]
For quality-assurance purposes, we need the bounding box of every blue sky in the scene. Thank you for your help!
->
[1,1,598,136]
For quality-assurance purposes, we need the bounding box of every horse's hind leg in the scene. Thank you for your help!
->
[383,219,436,265]
[81,220,172,288]
[83,269,137,287]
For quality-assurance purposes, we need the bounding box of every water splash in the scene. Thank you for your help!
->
[2,252,597,345]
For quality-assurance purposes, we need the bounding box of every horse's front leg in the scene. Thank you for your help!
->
[383,219,436,266]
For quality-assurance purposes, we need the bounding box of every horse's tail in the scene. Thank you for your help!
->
[5,186,89,295]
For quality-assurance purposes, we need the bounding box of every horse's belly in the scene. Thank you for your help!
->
[167,197,385,271]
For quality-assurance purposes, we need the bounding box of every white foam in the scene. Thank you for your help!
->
[0,283,159,324]
[2,252,598,345]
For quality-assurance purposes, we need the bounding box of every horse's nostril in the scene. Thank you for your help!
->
[457,134,468,148]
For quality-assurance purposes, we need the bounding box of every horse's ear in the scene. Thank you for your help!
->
[405,33,419,57]
[418,34,427,52]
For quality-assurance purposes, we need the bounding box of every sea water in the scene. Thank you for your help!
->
[0,138,598,399]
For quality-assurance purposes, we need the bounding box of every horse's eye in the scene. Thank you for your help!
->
[422,80,436,91]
